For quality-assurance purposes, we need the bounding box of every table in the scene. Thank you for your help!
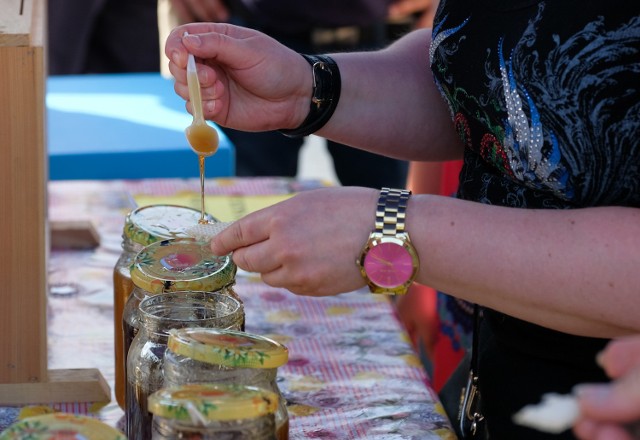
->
[47,73,235,180]
[0,178,455,439]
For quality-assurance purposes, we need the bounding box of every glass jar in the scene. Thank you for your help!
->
[126,291,244,440]
[164,328,290,440]
[0,413,126,439]
[148,384,278,440]
[121,237,241,413]
[114,204,215,408]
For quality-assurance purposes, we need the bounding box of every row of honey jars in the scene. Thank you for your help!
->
[126,291,244,440]
[164,328,290,440]
[122,238,243,377]
[114,204,216,408]
[148,384,279,439]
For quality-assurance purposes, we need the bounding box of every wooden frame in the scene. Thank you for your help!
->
[0,0,109,405]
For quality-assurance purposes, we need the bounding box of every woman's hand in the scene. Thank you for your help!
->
[574,335,640,439]
[165,23,312,132]
[210,187,379,296]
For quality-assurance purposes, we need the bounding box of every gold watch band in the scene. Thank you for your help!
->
[374,187,411,236]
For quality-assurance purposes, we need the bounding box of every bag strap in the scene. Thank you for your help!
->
[459,304,485,437]
[470,304,480,374]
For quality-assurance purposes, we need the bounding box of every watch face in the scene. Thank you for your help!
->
[363,241,414,288]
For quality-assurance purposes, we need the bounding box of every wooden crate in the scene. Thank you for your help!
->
[0,0,109,405]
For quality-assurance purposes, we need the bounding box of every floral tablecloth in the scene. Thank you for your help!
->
[1,177,455,439]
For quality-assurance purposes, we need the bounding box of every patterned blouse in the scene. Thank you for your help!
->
[430,1,639,438]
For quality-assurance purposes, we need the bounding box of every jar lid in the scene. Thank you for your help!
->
[168,328,289,369]
[148,384,278,422]
[130,238,236,294]
[124,204,217,246]
[0,413,126,440]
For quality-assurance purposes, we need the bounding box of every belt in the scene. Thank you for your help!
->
[264,24,387,51]
[311,25,375,47]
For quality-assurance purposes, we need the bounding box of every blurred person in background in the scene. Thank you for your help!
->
[48,0,160,74]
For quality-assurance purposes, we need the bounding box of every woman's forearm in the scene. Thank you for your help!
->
[409,195,640,338]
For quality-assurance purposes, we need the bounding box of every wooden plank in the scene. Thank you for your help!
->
[0,1,110,408]
[0,0,34,46]
[0,369,111,405]
[30,0,43,47]
[0,0,47,385]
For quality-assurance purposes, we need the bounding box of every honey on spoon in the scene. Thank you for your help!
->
[184,32,219,223]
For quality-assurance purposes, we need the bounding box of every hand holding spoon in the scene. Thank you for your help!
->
[184,32,219,157]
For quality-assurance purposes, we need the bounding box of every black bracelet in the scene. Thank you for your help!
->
[279,54,341,138]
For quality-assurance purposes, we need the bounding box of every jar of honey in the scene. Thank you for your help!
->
[164,328,290,440]
[0,413,126,439]
[114,204,215,409]
[148,384,279,440]
[121,237,241,412]
[126,291,244,440]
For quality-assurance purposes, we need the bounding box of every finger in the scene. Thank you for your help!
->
[170,60,221,97]
[260,256,363,297]
[575,419,638,440]
[573,418,598,439]
[211,211,271,256]
[169,60,187,85]
[179,25,267,69]
[592,424,634,440]
[166,23,232,67]
[194,63,220,91]
[231,241,282,274]
[576,368,640,421]
[172,75,189,102]
[260,268,326,297]
[598,336,640,378]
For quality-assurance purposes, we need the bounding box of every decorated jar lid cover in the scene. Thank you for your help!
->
[0,413,126,440]
[130,238,236,294]
[168,328,289,369]
[124,204,217,247]
[148,384,278,422]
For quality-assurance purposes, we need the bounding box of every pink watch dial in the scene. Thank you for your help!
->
[363,242,414,288]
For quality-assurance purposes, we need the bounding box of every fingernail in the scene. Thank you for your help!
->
[171,51,180,65]
[574,384,613,404]
[184,34,202,47]
[205,100,216,113]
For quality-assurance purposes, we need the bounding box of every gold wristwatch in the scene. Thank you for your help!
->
[356,188,420,295]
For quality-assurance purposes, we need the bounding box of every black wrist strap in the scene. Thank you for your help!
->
[279,54,341,138]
